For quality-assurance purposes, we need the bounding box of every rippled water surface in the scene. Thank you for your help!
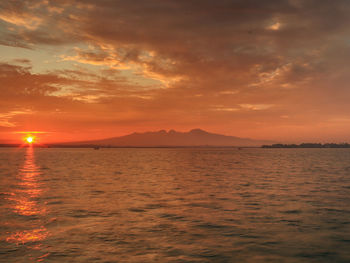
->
[1,147,350,262]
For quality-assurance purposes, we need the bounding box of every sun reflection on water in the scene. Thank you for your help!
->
[6,226,48,244]
[6,146,50,260]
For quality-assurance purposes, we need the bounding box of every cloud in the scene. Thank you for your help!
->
[239,104,274,111]
[0,61,165,133]
[1,0,350,141]
[0,109,34,127]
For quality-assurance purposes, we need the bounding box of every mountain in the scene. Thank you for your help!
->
[64,129,274,147]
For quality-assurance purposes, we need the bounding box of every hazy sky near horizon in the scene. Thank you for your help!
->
[1,0,350,143]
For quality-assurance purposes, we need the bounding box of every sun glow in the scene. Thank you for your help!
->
[24,135,35,144]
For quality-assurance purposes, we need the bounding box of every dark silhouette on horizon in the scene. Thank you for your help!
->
[61,129,275,147]
[262,143,350,148]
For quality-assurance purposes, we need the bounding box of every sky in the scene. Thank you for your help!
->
[1,0,350,143]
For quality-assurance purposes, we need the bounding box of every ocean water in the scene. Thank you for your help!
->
[1,147,350,263]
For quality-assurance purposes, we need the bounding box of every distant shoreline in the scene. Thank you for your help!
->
[0,144,259,149]
[262,143,350,148]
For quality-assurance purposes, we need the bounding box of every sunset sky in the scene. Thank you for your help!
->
[1,0,350,143]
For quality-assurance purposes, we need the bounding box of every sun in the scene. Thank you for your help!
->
[24,135,35,144]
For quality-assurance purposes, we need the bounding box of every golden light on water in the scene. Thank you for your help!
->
[6,227,48,245]
[5,146,50,258]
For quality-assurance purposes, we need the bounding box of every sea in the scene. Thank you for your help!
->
[0,147,350,263]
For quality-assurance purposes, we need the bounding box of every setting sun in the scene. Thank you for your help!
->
[24,135,35,144]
